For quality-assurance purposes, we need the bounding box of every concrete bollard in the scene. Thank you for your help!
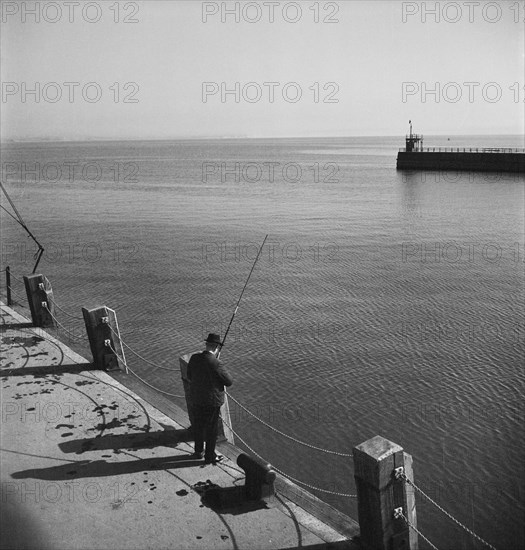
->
[237,453,276,501]
[353,435,418,550]
[82,306,127,372]
[23,274,55,327]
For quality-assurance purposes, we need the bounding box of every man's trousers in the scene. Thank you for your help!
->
[192,405,221,460]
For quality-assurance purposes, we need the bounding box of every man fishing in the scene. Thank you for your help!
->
[187,333,233,464]
[188,234,268,464]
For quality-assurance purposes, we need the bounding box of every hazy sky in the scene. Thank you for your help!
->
[1,0,523,139]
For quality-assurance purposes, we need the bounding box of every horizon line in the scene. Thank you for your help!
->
[2,133,523,144]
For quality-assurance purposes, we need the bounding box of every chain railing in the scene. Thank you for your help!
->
[53,300,84,321]
[3,267,24,306]
[108,324,174,371]
[400,473,497,550]
[106,341,184,398]
[6,286,26,303]
[398,509,440,550]
[7,270,25,284]
[221,413,357,498]
[226,391,353,458]
[43,304,86,343]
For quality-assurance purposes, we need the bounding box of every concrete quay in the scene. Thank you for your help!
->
[0,301,360,550]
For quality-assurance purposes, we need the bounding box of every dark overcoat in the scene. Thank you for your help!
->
[187,351,233,407]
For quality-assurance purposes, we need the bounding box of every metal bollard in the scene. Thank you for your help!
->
[237,453,276,501]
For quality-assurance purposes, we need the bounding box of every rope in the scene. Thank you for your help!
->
[106,342,184,398]
[222,414,356,498]
[399,510,440,550]
[401,474,498,550]
[108,325,174,371]
[226,391,353,458]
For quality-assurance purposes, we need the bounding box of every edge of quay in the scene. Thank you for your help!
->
[1,300,360,550]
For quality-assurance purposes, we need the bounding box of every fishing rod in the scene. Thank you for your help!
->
[217,234,268,358]
[0,181,45,273]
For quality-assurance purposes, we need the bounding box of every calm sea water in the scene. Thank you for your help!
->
[1,136,524,549]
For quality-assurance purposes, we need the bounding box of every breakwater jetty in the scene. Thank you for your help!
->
[396,126,525,173]
[1,269,501,550]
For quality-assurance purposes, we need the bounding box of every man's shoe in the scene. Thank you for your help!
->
[204,453,224,465]
[192,451,204,459]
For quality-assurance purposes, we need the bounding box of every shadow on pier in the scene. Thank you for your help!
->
[11,452,205,481]
[58,427,192,454]
[0,322,33,330]
[194,480,271,516]
[1,363,94,377]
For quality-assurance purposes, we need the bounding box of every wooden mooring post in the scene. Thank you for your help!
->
[179,352,234,444]
[353,435,418,550]
[23,274,55,327]
[82,306,127,372]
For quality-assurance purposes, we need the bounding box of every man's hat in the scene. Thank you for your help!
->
[205,333,221,345]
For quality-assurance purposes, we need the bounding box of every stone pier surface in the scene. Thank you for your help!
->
[1,302,359,550]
